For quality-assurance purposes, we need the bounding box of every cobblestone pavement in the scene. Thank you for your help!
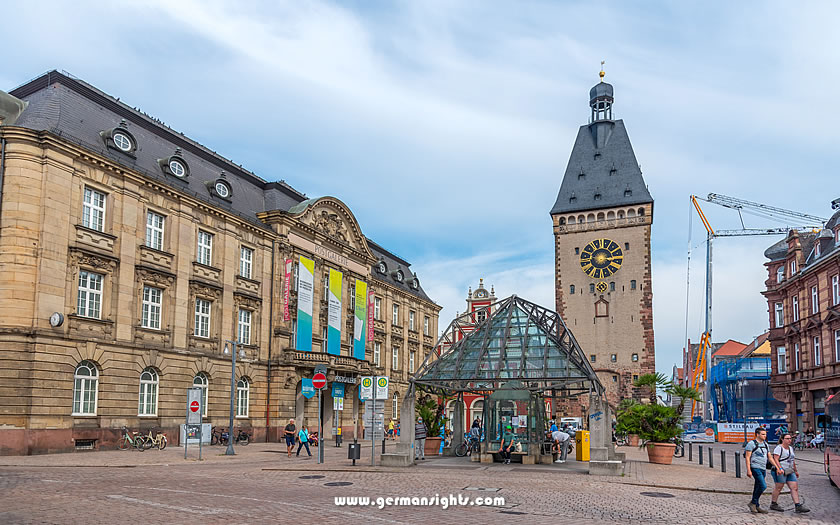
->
[1,441,837,524]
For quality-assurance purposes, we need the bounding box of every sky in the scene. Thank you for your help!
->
[2,1,838,376]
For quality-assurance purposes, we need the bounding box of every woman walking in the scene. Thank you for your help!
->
[769,433,809,513]
[296,424,313,457]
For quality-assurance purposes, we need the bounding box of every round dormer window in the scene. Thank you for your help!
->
[215,181,230,198]
[112,132,133,152]
[396,270,404,282]
[169,159,186,177]
[411,279,419,290]
[378,262,386,274]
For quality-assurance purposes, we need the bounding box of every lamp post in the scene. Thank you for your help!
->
[223,340,246,456]
[738,378,748,445]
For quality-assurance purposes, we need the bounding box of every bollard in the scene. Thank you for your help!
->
[689,442,693,462]
[735,452,741,478]
[721,450,726,473]
[382,438,386,454]
[681,443,685,457]
[699,445,703,465]
[709,447,714,468]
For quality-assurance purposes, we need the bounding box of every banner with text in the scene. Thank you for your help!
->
[296,256,314,351]
[367,290,375,341]
[327,268,343,356]
[353,279,367,360]
[283,259,292,322]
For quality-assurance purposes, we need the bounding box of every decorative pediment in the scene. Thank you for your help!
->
[803,317,821,330]
[69,247,118,273]
[136,265,175,288]
[823,308,840,323]
[784,325,800,337]
[289,197,373,259]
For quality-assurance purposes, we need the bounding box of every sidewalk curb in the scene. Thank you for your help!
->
[600,478,790,496]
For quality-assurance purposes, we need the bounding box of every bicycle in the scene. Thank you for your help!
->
[117,426,146,451]
[615,433,629,447]
[234,427,251,446]
[140,429,167,450]
[210,426,227,445]
[671,436,684,457]
[454,432,481,457]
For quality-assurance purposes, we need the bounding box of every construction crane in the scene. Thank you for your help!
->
[686,194,827,422]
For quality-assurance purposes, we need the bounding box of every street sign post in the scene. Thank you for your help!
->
[312,373,327,389]
[185,387,203,460]
[312,371,327,464]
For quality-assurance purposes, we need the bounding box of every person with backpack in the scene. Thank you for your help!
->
[296,424,313,458]
[769,433,809,513]
[744,427,770,514]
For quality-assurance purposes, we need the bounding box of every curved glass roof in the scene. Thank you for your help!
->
[414,295,604,395]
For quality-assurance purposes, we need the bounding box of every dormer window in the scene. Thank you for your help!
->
[816,243,821,257]
[395,270,404,283]
[215,181,230,198]
[377,261,387,274]
[578,172,585,180]
[209,173,232,200]
[776,265,784,283]
[594,193,601,201]
[610,166,617,175]
[790,260,797,275]
[159,148,189,179]
[624,189,632,197]
[411,278,419,290]
[569,194,577,204]
[101,119,138,156]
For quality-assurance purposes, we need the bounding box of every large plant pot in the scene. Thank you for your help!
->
[424,437,442,456]
[628,434,640,447]
[646,442,676,465]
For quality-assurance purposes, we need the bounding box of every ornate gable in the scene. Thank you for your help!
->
[290,197,374,259]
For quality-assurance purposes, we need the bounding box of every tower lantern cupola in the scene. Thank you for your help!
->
[589,65,614,122]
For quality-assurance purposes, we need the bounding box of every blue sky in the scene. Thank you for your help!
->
[3,1,838,376]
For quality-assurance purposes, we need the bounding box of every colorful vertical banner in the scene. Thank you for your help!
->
[296,256,314,351]
[327,268,343,356]
[367,290,375,341]
[283,259,292,322]
[353,279,367,360]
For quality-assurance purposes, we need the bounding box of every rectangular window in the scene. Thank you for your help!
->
[392,347,399,370]
[238,309,252,345]
[424,316,429,336]
[194,298,211,338]
[609,282,615,292]
[814,336,821,367]
[82,187,106,232]
[633,374,638,382]
[409,351,415,372]
[777,346,787,374]
[374,297,381,320]
[141,286,162,330]
[790,260,797,275]
[792,296,799,322]
[632,353,638,362]
[570,284,575,294]
[610,354,617,362]
[625,242,630,251]
[590,355,596,363]
[197,230,213,266]
[322,327,327,352]
[589,283,595,293]
[630,280,637,290]
[776,266,784,283]
[835,329,840,362]
[349,283,355,310]
[575,247,580,255]
[323,275,329,301]
[775,302,784,328]
[239,246,253,279]
[145,211,165,251]
[811,286,819,314]
[77,271,103,319]
[794,342,800,370]
[392,304,400,326]
[374,342,381,367]
[833,275,839,306]
[612,376,617,382]
[409,310,415,331]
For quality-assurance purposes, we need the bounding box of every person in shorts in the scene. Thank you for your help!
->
[283,418,296,458]
[769,433,809,513]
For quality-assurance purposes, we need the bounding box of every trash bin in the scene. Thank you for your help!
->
[348,443,361,460]
[575,430,590,462]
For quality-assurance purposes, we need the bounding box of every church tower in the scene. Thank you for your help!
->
[550,70,655,408]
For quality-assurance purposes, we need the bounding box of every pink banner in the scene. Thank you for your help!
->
[367,290,375,341]
[283,259,292,322]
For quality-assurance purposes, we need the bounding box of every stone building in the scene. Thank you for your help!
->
[0,71,439,455]
[762,210,840,433]
[549,72,656,412]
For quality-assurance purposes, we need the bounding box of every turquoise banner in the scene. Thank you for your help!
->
[301,378,315,399]
[353,279,367,360]
[296,256,314,351]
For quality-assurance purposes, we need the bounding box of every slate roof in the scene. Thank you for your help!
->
[6,70,436,304]
[550,118,653,216]
[763,231,818,262]
[367,239,433,303]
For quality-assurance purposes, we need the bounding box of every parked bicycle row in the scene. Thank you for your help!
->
[118,426,167,451]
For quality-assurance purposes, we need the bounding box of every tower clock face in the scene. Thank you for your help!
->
[580,238,623,279]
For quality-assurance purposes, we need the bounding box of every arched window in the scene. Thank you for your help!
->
[638,207,645,216]
[568,216,576,225]
[193,372,209,417]
[627,208,636,218]
[236,377,250,417]
[470,399,484,425]
[558,217,565,225]
[577,215,585,224]
[597,212,605,221]
[73,361,98,415]
[138,368,159,416]
[607,211,615,220]
[392,392,399,419]
[618,210,625,219]
[587,213,595,223]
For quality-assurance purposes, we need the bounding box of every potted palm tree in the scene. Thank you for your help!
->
[615,399,641,446]
[416,396,448,456]
[630,374,700,465]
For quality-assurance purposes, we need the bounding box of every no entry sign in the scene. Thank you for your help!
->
[190,400,200,412]
[313,373,327,389]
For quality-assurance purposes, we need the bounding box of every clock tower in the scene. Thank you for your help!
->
[550,71,655,409]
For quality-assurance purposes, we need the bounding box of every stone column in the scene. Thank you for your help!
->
[397,384,416,458]
[444,398,465,456]
[588,394,609,461]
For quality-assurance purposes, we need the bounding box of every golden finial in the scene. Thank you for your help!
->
[599,60,605,82]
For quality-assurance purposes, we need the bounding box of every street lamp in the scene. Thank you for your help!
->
[223,340,246,456]
[738,378,748,445]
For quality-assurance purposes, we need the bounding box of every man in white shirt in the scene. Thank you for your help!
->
[551,429,570,463]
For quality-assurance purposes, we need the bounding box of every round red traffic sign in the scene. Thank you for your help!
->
[190,400,200,412]
[312,373,327,389]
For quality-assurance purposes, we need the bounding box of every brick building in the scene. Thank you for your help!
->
[0,71,440,455]
[762,210,840,433]
[549,72,656,411]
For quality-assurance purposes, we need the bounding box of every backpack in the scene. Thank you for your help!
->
[746,439,772,470]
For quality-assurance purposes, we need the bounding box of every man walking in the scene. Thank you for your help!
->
[745,427,770,514]
[283,418,296,458]
[414,417,427,461]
